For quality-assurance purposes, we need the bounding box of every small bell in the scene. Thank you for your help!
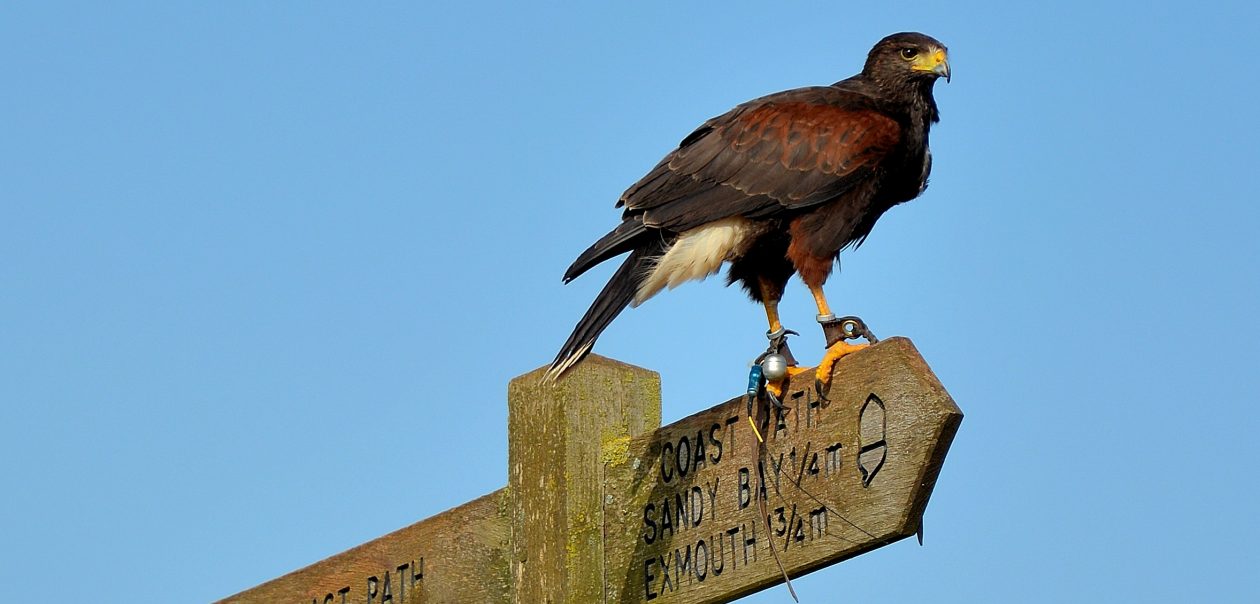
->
[760,353,788,381]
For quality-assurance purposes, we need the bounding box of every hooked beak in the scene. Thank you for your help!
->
[914,48,951,82]
[934,52,951,82]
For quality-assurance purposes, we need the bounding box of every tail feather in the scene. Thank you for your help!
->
[563,219,648,283]
[545,240,663,382]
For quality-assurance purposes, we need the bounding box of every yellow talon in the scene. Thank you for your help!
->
[814,340,870,394]
[764,366,812,400]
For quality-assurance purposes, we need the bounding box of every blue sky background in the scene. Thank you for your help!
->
[3,2,1259,602]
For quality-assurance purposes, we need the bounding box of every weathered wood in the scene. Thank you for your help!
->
[216,490,511,604]
[508,355,663,604]
[601,337,962,603]
[217,337,960,604]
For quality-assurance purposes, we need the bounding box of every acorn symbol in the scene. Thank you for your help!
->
[858,393,887,488]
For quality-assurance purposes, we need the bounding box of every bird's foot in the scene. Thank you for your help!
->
[810,315,878,400]
[812,340,870,400]
[764,366,813,407]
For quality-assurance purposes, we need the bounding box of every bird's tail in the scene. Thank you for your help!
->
[544,240,662,383]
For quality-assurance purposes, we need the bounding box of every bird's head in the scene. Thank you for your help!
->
[864,32,950,86]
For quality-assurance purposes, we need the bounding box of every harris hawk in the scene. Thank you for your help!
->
[547,32,950,398]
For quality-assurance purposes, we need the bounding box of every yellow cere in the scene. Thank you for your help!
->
[913,48,948,71]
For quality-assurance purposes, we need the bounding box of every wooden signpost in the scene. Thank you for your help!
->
[218,336,961,604]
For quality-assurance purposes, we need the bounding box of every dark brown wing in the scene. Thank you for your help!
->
[620,87,902,232]
[563,87,901,283]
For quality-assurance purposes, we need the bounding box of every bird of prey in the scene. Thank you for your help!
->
[547,32,950,398]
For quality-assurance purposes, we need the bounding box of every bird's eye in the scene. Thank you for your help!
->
[900,48,919,60]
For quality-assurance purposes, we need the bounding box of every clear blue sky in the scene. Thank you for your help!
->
[3,2,1258,602]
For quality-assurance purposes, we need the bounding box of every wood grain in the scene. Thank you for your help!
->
[217,338,960,604]
[216,490,511,604]
[509,354,662,604]
[601,337,962,603]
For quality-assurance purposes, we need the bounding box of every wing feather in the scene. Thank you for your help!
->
[617,87,901,235]
[569,86,901,287]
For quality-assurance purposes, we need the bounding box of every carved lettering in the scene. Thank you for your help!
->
[695,539,709,581]
[674,491,689,530]
[394,564,407,601]
[785,504,804,550]
[628,388,923,599]
[725,414,739,454]
[692,429,707,471]
[766,451,783,494]
[742,521,757,565]
[676,434,692,478]
[644,558,658,600]
[661,441,675,484]
[674,543,692,588]
[660,498,674,538]
[706,477,719,514]
[660,552,673,593]
[712,531,725,576]
[809,505,828,539]
[643,503,658,544]
[774,407,789,437]
[737,467,751,510]
[708,422,723,463]
[826,442,843,475]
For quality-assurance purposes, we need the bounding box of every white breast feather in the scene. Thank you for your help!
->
[632,217,757,307]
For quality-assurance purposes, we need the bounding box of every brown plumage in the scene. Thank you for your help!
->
[547,32,950,381]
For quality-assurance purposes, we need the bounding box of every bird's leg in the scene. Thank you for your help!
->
[808,284,870,398]
[763,297,784,335]
[759,296,809,404]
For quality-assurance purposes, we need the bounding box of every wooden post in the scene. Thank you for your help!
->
[217,338,960,604]
[508,355,662,604]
